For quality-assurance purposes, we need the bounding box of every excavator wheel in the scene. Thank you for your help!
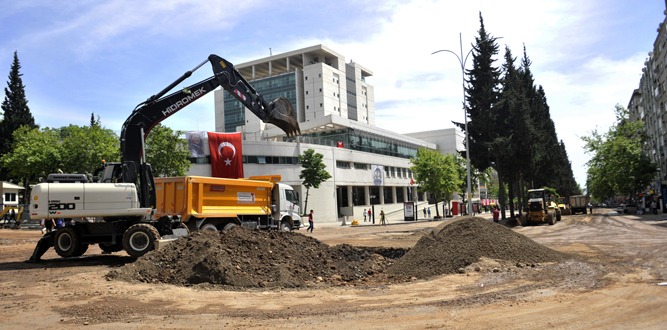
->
[72,244,89,257]
[99,242,124,253]
[556,210,562,222]
[54,227,83,258]
[267,97,300,137]
[122,224,160,258]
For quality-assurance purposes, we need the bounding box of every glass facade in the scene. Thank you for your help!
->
[297,128,420,159]
[223,72,297,132]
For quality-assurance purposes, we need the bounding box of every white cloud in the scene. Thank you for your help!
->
[282,0,647,188]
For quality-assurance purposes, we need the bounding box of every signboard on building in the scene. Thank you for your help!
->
[371,165,384,186]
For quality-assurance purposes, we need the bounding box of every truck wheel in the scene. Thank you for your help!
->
[122,224,159,258]
[54,227,82,258]
[200,223,218,231]
[623,209,629,214]
[557,211,562,222]
[280,221,292,232]
[99,242,123,253]
[547,212,556,225]
[222,222,236,231]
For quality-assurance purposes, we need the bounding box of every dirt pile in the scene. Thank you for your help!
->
[107,227,408,288]
[386,217,569,278]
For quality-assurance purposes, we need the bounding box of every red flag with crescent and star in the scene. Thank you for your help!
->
[207,132,244,178]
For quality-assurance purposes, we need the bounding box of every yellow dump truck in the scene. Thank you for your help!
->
[154,175,301,232]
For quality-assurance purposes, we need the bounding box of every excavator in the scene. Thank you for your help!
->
[27,54,300,262]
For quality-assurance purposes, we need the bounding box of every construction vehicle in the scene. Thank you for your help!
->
[569,195,589,214]
[27,54,301,262]
[558,196,571,215]
[0,205,24,229]
[520,189,559,226]
[154,175,300,233]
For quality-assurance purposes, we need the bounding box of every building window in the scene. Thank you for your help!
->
[385,166,390,178]
[4,193,16,202]
[319,88,322,92]
[390,167,395,177]
[318,73,321,78]
[306,91,308,95]
[307,105,309,109]
[336,161,351,168]
[305,76,308,80]
[354,163,367,170]
[320,103,323,107]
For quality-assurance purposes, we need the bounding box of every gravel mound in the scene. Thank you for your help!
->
[386,217,568,278]
[107,227,408,288]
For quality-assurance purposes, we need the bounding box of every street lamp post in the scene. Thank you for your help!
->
[433,33,474,216]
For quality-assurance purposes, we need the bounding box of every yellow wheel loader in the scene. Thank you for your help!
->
[521,189,559,226]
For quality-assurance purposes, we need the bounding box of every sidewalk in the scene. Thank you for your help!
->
[318,211,496,229]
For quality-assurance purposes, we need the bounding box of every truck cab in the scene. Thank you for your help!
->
[272,183,301,230]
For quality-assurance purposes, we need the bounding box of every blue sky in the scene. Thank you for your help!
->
[1,0,665,188]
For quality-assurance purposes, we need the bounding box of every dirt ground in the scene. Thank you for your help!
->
[1,210,667,329]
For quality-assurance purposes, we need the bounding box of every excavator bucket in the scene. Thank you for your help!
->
[267,97,300,137]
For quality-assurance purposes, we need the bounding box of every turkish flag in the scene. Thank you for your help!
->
[208,132,244,178]
[337,141,344,148]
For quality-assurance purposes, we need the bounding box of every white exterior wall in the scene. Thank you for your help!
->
[404,128,464,156]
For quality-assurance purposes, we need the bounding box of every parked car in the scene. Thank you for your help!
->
[616,204,638,214]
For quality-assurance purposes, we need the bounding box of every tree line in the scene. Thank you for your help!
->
[582,104,656,202]
[451,14,580,219]
[0,51,192,201]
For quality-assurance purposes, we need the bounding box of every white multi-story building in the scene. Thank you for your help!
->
[189,45,474,222]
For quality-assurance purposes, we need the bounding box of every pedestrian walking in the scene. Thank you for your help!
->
[368,209,373,224]
[427,208,431,219]
[652,201,658,215]
[307,210,314,233]
[588,203,593,214]
[492,207,500,223]
[423,208,427,218]
[363,208,367,222]
[380,209,386,226]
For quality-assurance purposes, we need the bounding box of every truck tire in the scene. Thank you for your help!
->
[99,242,123,253]
[201,223,218,231]
[122,224,159,258]
[54,227,82,258]
[584,208,587,214]
[222,222,236,231]
[280,221,292,232]
[556,210,562,222]
[519,215,528,226]
[547,212,555,225]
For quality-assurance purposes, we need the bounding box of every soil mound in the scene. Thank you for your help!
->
[107,227,408,288]
[386,217,568,278]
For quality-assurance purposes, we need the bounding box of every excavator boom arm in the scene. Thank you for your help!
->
[117,54,300,208]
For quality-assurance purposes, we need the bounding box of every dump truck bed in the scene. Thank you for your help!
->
[154,176,279,223]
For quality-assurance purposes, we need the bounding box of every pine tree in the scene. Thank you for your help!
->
[455,12,502,173]
[0,51,37,181]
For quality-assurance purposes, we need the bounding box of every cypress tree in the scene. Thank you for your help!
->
[0,51,37,180]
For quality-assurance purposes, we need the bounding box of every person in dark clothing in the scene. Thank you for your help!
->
[307,210,314,233]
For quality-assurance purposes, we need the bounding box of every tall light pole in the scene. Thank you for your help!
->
[433,33,474,216]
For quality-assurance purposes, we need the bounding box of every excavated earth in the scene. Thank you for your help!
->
[108,217,570,288]
[107,226,411,288]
